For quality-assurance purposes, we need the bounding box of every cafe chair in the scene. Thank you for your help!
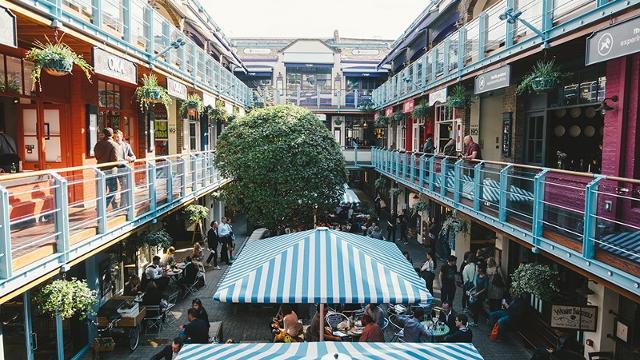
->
[143,305,164,335]
[325,312,349,330]
[388,314,405,343]
[164,291,180,325]
[183,275,202,298]
[588,352,613,360]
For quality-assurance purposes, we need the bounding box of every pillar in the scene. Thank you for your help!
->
[584,283,618,357]
[85,256,100,340]
[454,225,471,270]
[496,233,510,274]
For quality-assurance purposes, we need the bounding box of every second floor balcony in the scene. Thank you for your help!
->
[253,86,375,112]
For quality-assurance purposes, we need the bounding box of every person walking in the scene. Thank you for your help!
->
[439,255,458,305]
[420,252,436,294]
[206,221,221,269]
[218,217,232,264]
[114,130,136,210]
[399,212,408,245]
[461,253,478,310]
[387,212,396,242]
[94,128,121,209]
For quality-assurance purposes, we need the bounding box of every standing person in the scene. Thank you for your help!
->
[422,136,435,154]
[468,266,488,326]
[420,252,436,294]
[462,254,478,311]
[94,128,121,209]
[114,130,136,210]
[0,125,19,173]
[486,258,505,311]
[206,221,220,269]
[218,217,232,265]
[386,213,396,242]
[462,135,482,161]
[399,211,408,245]
[439,256,458,305]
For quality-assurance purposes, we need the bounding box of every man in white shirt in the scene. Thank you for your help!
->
[145,256,168,290]
[217,217,233,264]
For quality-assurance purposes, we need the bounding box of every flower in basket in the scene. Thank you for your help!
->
[180,94,204,117]
[139,229,173,249]
[34,278,97,320]
[25,35,93,91]
[0,79,21,94]
[517,59,569,95]
[392,110,405,123]
[445,85,474,109]
[412,101,429,121]
[135,74,171,112]
[375,113,389,128]
[510,263,560,301]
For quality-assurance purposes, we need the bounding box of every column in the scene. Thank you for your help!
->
[495,233,510,274]
[584,283,619,357]
[454,224,471,270]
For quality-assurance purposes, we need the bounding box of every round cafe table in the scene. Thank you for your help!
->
[422,321,450,342]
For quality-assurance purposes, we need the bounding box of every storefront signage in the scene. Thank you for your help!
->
[385,107,393,117]
[586,16,640,65]
[502,112,512,157]
[243,48,271,54]
[352,49,380,55]
[167,77,188,100]
[202,92,216,107]
[429,88,447,106]
[474,65,510,94]
[550,305,597,332]
[403,99,414,113]
[0,7,17,48]
[93,48,136,84]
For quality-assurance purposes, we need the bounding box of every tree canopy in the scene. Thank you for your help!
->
[215,105,347,230]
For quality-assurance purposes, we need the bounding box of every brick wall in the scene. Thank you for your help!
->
[503,85,520,163]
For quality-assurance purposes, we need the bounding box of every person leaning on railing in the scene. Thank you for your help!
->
[94,127,122,210]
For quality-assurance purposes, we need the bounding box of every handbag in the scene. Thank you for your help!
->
[489,322,499,341]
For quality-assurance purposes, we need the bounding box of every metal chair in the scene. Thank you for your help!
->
[143,305,163,335]
[164,291,180,325]
[387,313,405,343]
[325,312,349,331]
[183,273,203,298]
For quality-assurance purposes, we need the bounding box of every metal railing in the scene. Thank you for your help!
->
[20,0,252,107]
[0,151,225,291]
[372,0,627,108]
[253,86,375,110]
[371,147,640,296]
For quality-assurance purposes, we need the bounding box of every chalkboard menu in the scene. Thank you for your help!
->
[502,112,512,157]
[550,305,598,332]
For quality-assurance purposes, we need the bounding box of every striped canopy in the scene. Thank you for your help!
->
[214,228,432,304]
[178,342,483,360]
[600,231,640,262]
[341,184,360,205]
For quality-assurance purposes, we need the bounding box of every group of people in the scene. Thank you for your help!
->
[205,217,235,268]
[151,298,210,359]
[93,127,136,210]
[422,135,482,162]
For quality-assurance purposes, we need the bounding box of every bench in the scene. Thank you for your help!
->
[209,321,223,343]
[515,310,560,350]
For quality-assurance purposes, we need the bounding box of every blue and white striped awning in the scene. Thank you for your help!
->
[599,231,640,262]
[178,342,483,360]
[341,184,360,205]
[213,228,432,304]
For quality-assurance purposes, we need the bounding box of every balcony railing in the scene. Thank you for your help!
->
[0,151,225,297]
[20,0,252,107]
[254,86,375,111]
[372,0,627,107]
[372,148,640,297]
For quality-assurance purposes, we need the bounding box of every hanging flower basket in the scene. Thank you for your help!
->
[334,118,343,125]
[445,85,474,109]
[510,263,560,301]
[43,56,73,76]
[135,74,171,111]
[531,76,557,93]
[180,94,204,117]
[517,59,568,95]
[414,200,429,212]
[412,102,429,121]
[392,110,405,122]
[34,278,97,320]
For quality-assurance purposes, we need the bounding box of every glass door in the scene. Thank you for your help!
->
[20,104,69,171]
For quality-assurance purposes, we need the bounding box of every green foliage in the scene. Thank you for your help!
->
[413,200,429,212]
[135,74,171,112]
[412,101,429,120]
[215,104,348,229]
[25,36,93,92]
[35,278,97,320]
[180,94,204,117]
[374,177,389,193]
[184,204,209,225]
[517,59,567,95]
[445,85,474,109]
[392,110,405,122]
[0,79,21,94]
[390,187,402,196]
[375,114,389,128]
[140,229,173,249]
[207,105,228,123]
[334,118,343,125]
[510,263,560,301]
[358,100,376,112]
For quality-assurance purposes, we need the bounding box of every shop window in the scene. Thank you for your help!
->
[189,121,197,151]
[525,112,545,165]
[97,80,133,146]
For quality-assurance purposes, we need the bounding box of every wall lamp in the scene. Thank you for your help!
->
[596,95,618,114]
[152,38,187,62]
[499,8,547,46]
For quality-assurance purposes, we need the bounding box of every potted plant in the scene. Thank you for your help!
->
[0,79,21,94]
[135,74,171,112]
[34,278,97,320]
[184,204,209,243]
[334,118,343,125]
[180,94,204,117]
[392,110,405,123]
[412,100,429,121]
[517,59,567,94]
[510,263,560,301]
[207,104,228,123]
[413,200,429,213]
[374,177,389,193]
[446,85,473,109]
[139,229,173,249]
[25,36,93,91]
[375,115,389,128]
[358,100,376,112]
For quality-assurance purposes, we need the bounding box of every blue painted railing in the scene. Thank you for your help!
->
[16,0,251,107]
[0,150,226,299]
[372,147,640,297]
[372,0,636,108]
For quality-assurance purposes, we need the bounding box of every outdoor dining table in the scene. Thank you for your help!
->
[422,321,450,342]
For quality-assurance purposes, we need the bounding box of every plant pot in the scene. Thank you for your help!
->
[334,119,343,125]
[187,107,197,116]
[142,88,162,103]
[43,56,73,77]
[531,76,556,93]
[449,99,465,109]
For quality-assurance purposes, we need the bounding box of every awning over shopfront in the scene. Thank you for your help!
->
[341,184,360,205]
[178,342,483,360]
[213,228,432,304]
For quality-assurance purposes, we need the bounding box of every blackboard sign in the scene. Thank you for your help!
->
[550,305,598,332]
[501,112,512,157]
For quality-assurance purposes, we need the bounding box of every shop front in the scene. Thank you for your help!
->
[473,65,511,162]
[165,76,188,155]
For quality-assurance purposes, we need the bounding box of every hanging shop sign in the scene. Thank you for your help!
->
[501,112,512,157]
[93,48,136,84]
[167,77,188,100]
[202,92,216,107]
[474,65,510,94]
[586,16,640,65]
[403,99,415,113]
[0,7,17,48]
[429,88,447,106]
[550,305,598,332]
[385,107,393,117]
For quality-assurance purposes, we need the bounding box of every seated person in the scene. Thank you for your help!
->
[145,255,169,290]
[191,298,209,324]
[178,257,201,291]
[437,302,457,331]
[364,304,385,328]
[359,314,384,342]
[181,308,210,344]
[150,337,183,360]
[488,292,528,340]
[161,247,176,267]
[142,281,163,308]
[305,305,341,342]
[397,307,428,343]
[273,305,303,344]
[123,274,141,296]
[444,314,473,343]
[192,243,204,263]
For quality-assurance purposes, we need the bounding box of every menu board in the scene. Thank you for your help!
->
[550,305,597,332]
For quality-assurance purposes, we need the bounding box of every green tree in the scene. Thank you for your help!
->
[215,105,347,229]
